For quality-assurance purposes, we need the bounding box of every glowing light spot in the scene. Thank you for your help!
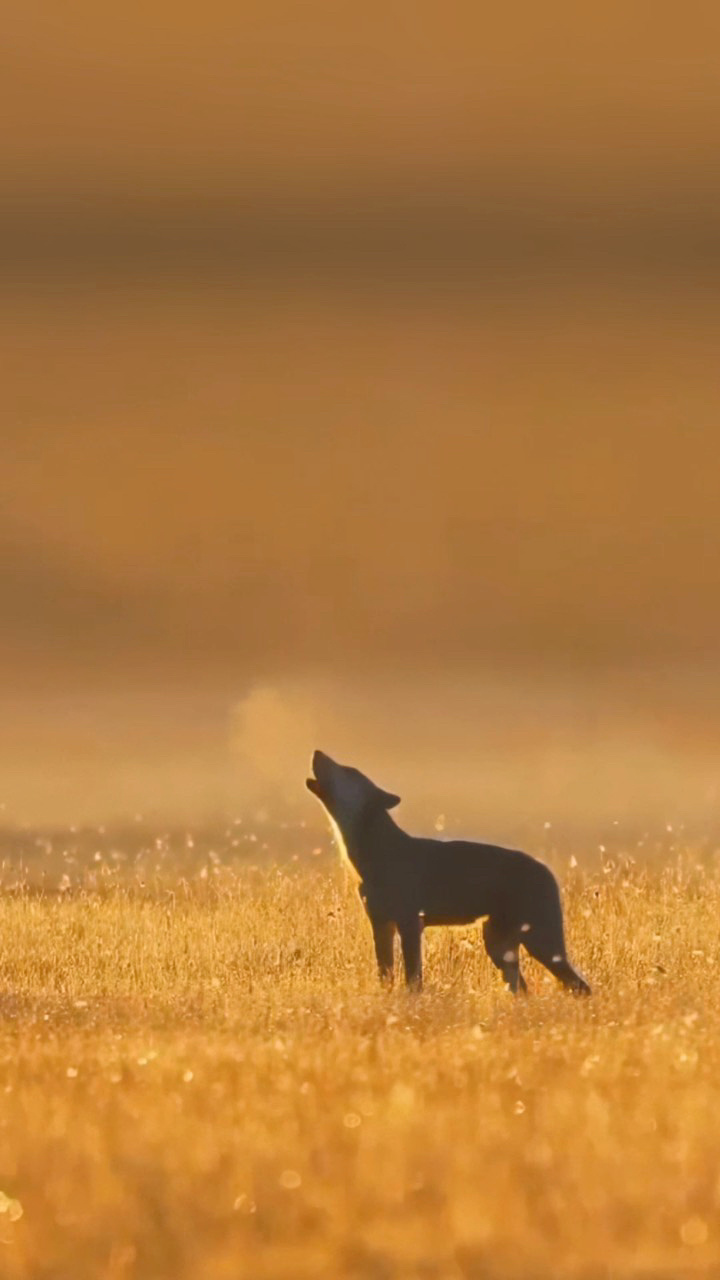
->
[680,1216,708,1246]
[0,1194,23,1222]
[520,923,531,933]
[343,1112,361,1128]
[390,1082,415,1111]
[279,1169,302,1190]
[182,1069,194,1083]
[503,950,516,963]
[552,955,563,964]
[66,1067,78,1078]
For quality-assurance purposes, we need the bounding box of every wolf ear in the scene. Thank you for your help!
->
[377,788,401,810]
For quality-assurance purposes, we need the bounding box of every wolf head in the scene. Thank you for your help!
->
[306,750,400,831]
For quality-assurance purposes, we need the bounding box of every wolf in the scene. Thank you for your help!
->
[306,750,590,994]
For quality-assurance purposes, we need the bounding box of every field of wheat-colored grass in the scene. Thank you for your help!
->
[0,830,718,1279]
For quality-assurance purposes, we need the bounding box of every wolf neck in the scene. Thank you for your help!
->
[330,806,402,878]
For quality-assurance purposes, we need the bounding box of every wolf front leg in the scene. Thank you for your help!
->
[370,917,396,986]
[398,915,423,990]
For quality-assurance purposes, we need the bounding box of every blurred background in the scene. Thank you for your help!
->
[3,2,720,840]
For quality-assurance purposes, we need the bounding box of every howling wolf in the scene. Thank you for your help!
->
[306,750,590,994]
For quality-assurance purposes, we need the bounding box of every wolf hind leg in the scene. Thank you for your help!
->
[522,927,591,995]
[519,868,591,995]
[398,915,423,990]
[482,918,527,995]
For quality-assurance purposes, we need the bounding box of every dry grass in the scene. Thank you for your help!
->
[0,837,718,1279]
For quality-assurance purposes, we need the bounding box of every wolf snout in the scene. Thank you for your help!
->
[306,749,333,797]
[311,749,334,776]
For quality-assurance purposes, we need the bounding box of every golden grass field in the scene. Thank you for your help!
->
[0,828,718,1279]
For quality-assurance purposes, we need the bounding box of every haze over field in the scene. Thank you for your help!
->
[3,2,720,827]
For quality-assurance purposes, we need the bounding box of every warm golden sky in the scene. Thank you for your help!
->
[3,3,720,820]
[4,3,720,189]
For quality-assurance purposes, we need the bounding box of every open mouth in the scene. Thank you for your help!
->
[306,750,331,800]
[306,768,326,799]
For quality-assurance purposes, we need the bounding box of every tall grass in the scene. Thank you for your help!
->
[0,840,718,1278]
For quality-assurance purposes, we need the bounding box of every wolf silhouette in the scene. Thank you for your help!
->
[306,750,590,994]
